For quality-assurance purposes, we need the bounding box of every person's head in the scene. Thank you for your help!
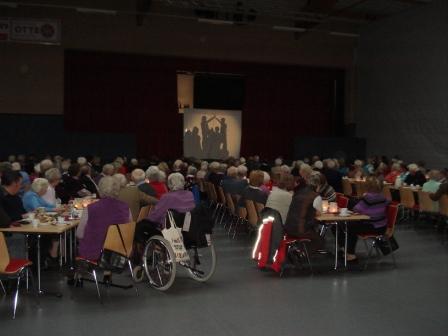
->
[219,163,228,173]
[274,158,283,166]
[187,165,197,176]
[11,162,21,171]
[239,157,246,165]
[167,173,185,191]
[80,164,92,176]
[31,178,49,196]
[158,162,170,174]
[280,165,291,174]
[200,161,209,171]
[326,159,336,170]
[354,159,363,168]
[314,160,323,170]
[77,157,87,166]
[99,176,121,198]
[299,163,313,179]
[408,163,418,175]
[237,165,248,179]
[311,155,320,163]
[249,170,264,188]
[68,163,81,177]
[61,160,71,172]
[427,170,441,182]
[227,166,238,178]
[7,155,16,163]
[40,159,54,175]
[130,158,138,166]
[209,161,220,173]
[45,168,62,187]
[102,163,115,176]
[391,163,401,172]
[146,166,160,182]
[277,173,294,191]
[1,170,22,195]
[365,176,383,193]
[131,169,146,184]
[113,173,128,189]
[158,170,167,183]
[306,172,322,192]
[173,159,183,172]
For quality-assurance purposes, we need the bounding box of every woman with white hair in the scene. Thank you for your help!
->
[42,168,62,205]
[196,161,209,180]
[132,168,157,197]
[146,166,168,199]
[22,178,57,212]
[404,163,427,186]
[135,173,195,243]
[76,176,131,263]
[384,163,402,184]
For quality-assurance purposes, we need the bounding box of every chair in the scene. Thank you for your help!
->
[342,179,353,197]
[336,194,349,209]
[354,181,367,198]
[245,200,261,229]
[216,186,228,226]
[75,222,137,302]
[358,204,398,269]
[399,187,419,222]
[0,232,37,319]
[136,205,152,223]
[417,191,438,216]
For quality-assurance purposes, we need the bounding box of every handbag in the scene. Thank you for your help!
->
[162,211,190,262]
[375,236,399,256]
[98,224,128,273]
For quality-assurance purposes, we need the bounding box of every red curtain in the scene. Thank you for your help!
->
[64,50,343,159]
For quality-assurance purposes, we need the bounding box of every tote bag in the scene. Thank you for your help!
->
[162,211,190,262]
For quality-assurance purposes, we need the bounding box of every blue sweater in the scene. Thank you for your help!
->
[23,191,56,212]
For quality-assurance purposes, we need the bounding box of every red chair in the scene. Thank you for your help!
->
[271,235,313,276]
[358,204,399,269]
[252,217,274,269]
[336,193,349,209]
[0,232,38,319]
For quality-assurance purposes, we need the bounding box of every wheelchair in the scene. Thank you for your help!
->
[133,209,216,291]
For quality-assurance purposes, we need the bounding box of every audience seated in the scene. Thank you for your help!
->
[80,164,99,196]
[316,172,336,202]
[322,159,342,193]
[132,168,157,197]
[207,161,223,187]
[42,168,62,206]
[265,173,294,224]
[56,163,91,203]
[94,163,115,185]
[384,163,402,184]
[404,163,427,186]
[238,170,268,208]
[146,166,168,199]
[1,170,26,222]
[23,178,57,212]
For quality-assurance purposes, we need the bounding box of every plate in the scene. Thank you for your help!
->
[38,221,53,226]
[338,213,351,217]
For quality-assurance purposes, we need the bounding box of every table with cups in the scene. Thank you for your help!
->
[316,201,370,270]
[0,198,97,295]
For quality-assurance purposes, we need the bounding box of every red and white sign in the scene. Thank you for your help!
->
[0,19,9,41]
[10,19,60,44]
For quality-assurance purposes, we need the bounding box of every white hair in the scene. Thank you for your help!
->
[237,165,248,177]
[130,158,138,166]
[354,160,363,167]
[239,157,246,164]
[220,163,228,172]
[391,163,400,171]
[227,166,238,177]
[275,158,283,166]
[314,160,323,170]
[300,163,313,178]
[40,159,53,172]
[146,166,160,181]
[99,176,120,198]
[77,157,87,165]
[45,168,61,183]
[326,159,336,169]
[209,161,220,171]
[200,161,209,170]
[102,163,115,175]
[263,171,271,184]
[408,163,418,172]
[280,165,291,174]
[158,170,166,182]
[34,164,41,174]
[187,165,197,176]
[173,159,183,170]
[11,162,21,171]
[131,169,146,183]
[113,173,128,188]
[31,178,49,194]
[167,173,185,191]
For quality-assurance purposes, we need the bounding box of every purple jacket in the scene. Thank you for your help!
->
[78,197,130,261]
[354,192,389,228]
[147,190,195,227]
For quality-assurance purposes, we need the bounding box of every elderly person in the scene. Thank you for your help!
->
[260,171,272,194]
[23,178,57,212]
[384,163,402,184]
[76,176,131,263]
[299,163,313,181]
[283,173,323,250]
[207,161,222,187]
[146,166,168,199]
[238,170,268,208]
[11,161,31,197]
[322,159,342,193]
[134,173,195,243]
[80,164,99,196]
[94,163,115,185]
[42,168,62,205]
[404,163,427,186]
[265,173,294,224]
[56,163,91,204]
[196,161,209,180]
[1,170,26,223]
[342,176,389,262]
[132,168,157,197]
[422,170,441,193]
[39,159,54,177]
[348,160,364,179]
[114,173,157,221]
[317,172,336,202]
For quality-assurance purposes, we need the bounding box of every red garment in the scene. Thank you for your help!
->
[149,181,168,199]
[118,166,128,175]
[385,171,400,184]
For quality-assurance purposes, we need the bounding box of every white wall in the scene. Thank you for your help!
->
[356,0,448,168]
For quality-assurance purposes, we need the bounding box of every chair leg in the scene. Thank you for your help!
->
[127,260,139,297]
[387,240,397,268]
[364,240,375,270]
[0,280,5,295]
[302,243,313,274]
[91,269,102,303]
[28,269,40,306]
[12,276,21,319]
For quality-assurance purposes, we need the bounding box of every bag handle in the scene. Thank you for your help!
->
[166,210,178,230]
[114,224,128,257]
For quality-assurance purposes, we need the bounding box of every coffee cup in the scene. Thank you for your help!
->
[32,219,40,227]
[340,208,349,216]
[27,213,35,220]
[57,216,65,225]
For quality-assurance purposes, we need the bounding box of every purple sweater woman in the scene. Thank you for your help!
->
[77,176,131,261]
[343,176,389,262]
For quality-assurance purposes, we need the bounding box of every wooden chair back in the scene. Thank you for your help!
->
[399,188,415,209]
[354,181,367,197]
[205,182,218,202]
[198,179,205,193]
[137,205,152,222]
[0,232,10,273]
[342,179,352,197]
[217,186,227,206]
[439,195,448,217]
[385,204,398,238]
[103,222,136,258]
[336,194,349,209]
[238,205,247,220]
[418,191,437,213]
[255,202,265,214]
[382,185,392,201]
[245,200,259,228]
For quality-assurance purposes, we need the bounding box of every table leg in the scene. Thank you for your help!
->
[37,234,42,294]
[334,223,338,270]
[64,231,67,264]
[59,234,63,268]
[70,228,73,262]
[344,222,348,268]
[25,234,29,291]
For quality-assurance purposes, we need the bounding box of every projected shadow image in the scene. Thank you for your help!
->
[184,115,229,159]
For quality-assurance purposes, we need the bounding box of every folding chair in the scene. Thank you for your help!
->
[137,205,153,223]
[342,179,353,197]
[0,232,38,319]
[399,187,419,224]
[74,222,137,302]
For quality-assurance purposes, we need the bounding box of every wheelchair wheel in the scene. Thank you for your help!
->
[132,265,145,283]
[185,243,216,282]
[143,235,176,291]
